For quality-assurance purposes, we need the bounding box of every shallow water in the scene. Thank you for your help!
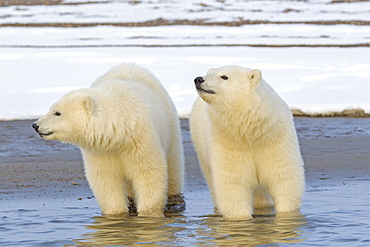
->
[1,181,370,246]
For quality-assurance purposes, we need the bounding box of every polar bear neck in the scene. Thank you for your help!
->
[209,105,270,139]
[209,109,287,149]
[72,88,144,153]
[206,86,285,144]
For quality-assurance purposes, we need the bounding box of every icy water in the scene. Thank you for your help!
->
[1,118,370,246]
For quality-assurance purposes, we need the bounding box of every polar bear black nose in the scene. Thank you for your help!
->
[32,123,39,131]
[194,77,204,85]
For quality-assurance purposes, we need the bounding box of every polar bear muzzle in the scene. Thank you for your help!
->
[194,76,215,94]
[32,123,53,137]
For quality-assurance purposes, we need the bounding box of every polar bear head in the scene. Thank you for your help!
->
[194,65,262,105]
[32,89,95,145]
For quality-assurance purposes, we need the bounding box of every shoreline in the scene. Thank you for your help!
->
[1,108,370,123]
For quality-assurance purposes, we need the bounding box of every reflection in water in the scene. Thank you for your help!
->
[197,215,307,246]
[70,212,187,246]
[70,212,308,246]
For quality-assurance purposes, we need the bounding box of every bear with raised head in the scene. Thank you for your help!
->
[33,63,184,217]
[190,65,305,220]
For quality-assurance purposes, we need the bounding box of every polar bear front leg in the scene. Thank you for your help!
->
[259,149,305,215]
[211,153,257,220]
[130,157,168,217]
[268,171,304,215]
[82,153,129,215]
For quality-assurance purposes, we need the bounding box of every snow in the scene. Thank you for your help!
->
[0,0,369,120]
[1,25,369,47]
[1,0,370,24]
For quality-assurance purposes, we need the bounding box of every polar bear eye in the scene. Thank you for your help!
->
[54,111,61,116]
[220,75,228,80]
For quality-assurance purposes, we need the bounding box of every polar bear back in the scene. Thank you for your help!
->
[84,64,179,152]
[92,63,169,100]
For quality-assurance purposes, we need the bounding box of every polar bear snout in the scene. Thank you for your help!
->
[194,76,215,95]
[32,122,54,137]
[32,123,39,132]
[194,77,204,85]
[32,122,43,136]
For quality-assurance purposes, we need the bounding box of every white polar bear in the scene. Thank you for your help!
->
[33,63,184,217]
[190,65,305,220]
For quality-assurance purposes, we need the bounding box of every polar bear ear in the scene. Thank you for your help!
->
[82,96,96,114]
[247,69,262,88]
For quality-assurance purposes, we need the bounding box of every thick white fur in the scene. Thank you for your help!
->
[34,64,184,217]
[190,65,305,220]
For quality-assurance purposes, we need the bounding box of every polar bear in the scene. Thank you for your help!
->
[190,65,305,220]
[32,63,184,217]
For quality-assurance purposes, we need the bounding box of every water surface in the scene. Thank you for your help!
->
[1,180,369,246]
